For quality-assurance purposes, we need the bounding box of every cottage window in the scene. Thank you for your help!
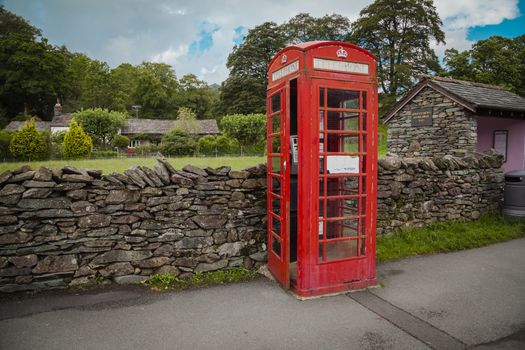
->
[129,140,141,148]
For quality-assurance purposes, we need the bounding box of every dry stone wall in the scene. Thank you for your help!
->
[0,157,267,293]
[376,152,504,234]
[0,152,504,292]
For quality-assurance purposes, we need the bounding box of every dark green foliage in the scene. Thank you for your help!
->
[8,118,48,160]
[73,108,127,147]
[443,35,525,96]
[0,129,13,160]
[377,214,525,262]
[220,114,266,149]
[159,129,196,156]
[112,134,130,149]
[351,0,445,109]
[218,14,353,116]
[197,135,236,155]
[0,5,41,39]
[177,74,219,119]
[62,120,93,158]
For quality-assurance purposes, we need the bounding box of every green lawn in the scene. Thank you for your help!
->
[377,214,525,262]
[0,156,266,174]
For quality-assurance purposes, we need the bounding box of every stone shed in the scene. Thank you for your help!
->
[383,77,525,172]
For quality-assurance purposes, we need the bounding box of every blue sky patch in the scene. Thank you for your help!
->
[233,26,247,46]
[189,22,220,57]
[467,1,524,41]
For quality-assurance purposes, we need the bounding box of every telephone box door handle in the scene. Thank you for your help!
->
[283,160,287,172]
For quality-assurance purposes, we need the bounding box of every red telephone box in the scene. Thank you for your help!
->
[266,41,378,297]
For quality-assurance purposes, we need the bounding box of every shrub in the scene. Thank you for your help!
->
[9,118,48,160]
[112,134,130,148]
[73,108,127,147]
[159,129,196,156]
[197,135,217,155]
[90,150,118,158]
[220,114,266,149]
[0,129,13,160]
[134,143,159,156]
[62,120,93,158]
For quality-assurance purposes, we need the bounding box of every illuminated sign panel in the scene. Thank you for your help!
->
[313,58,369,75]
[272,61,299,81]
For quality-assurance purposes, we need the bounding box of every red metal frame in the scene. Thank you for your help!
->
[266,41,378,297]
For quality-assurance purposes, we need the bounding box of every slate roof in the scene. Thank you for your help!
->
[5,115,220,136]
[4,121,52,132]
[120,118,219,135]
[383,77,525,122]
[50,113,73,126]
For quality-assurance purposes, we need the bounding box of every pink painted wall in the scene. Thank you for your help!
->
[477,116,525,172]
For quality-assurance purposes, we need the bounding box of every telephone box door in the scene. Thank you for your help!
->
[267,82,290,289]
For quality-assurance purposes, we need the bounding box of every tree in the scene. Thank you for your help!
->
[0,33,69,118]
[0,129,13,160]
[220,114,266,150]
[62,120,92,158]
[351,0,445,101]
[73,108,127,148]
[176,107,200,134]
[0,5,41,39]
[9,118,48,160]
[443,35,524,96]
[177,74,219,119]
[112,134,130,148]
[159,129,196,156]
[109,63,139,112]
[286,13,351,44]
[133,62,179,118]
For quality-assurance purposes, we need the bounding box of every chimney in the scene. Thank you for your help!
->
[54,98,63,117]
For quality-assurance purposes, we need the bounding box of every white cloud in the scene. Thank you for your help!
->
[152,44,189,65]
[3,0,522,84]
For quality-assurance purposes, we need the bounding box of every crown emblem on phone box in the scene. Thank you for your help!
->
[336,47,348,58]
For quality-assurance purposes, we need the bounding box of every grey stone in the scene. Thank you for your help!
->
[195,259,228,273]
[91,250,152,264]
[155,265,180,276]
[0,170,12,185]
[153,163,171,185]
[0,184,25,196]
[87,227,119,237]
[0,215,17,224]
[175,237,213,249]
[22,188,53,199]
[9,254,38,268]
[70,200,98,213]
[249,251,268,262]
[100,262,134,277]
[22,180,56,188]
[135,257,171,268]
[183,164,207,177]
[0,266,32,277]
[62,174,93,183]
[33,167,53,181]
[55,182,86,191]
[7,171,35,183]
[19,208,73,218]
[217,242,245,257]
[192,215,227,229]
[228,170,249,179]
[0,231,31,245]
[78,214,112,228]
[18,197,71,209]
[66,189,87,200]
[106,189,140,204]
[32,255,78,274]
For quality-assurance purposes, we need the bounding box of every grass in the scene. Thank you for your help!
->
[378,120,388,157]
[376,214,525,262]
[0,156,266,174]
[144,267,257,291]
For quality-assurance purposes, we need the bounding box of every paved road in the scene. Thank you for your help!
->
[1,238,524,350]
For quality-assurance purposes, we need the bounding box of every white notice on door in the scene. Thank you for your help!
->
[327,155,359,174]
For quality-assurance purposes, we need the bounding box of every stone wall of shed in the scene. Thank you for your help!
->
[387,87,478,158]
[0,157,267,293]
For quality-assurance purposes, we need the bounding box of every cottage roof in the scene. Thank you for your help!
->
[120,118,219,135]
[383,77,525,123]
[51,113,73,126]
[4,121,51,132]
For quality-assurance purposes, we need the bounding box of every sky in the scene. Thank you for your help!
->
[2,0,524,84]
